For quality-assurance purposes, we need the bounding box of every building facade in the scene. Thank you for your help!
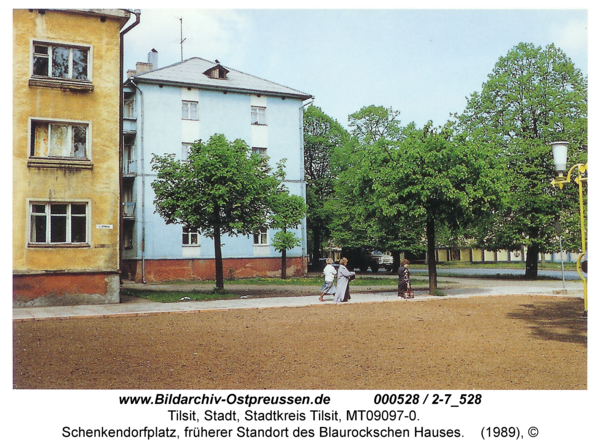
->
[122,52,313,283]
[13,9,133,306]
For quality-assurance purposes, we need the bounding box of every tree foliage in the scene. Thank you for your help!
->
[457,42,588,278]
[303,105,349,267]
[151,134,283,290]
[329,106,504,293]
[348,105,402,143]
[270,191,307,279]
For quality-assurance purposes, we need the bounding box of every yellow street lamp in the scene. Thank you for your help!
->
[550,141,588,316]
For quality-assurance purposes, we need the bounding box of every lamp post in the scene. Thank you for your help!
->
[550,141,588,316]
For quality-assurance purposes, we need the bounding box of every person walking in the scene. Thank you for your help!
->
[318,258,337,301]
[398,259,412,298]
[333,257,355,303]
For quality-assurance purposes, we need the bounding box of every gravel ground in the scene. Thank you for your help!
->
[13,294,586,390]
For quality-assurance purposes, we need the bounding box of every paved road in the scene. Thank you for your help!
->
[408,268,584,281]
[13,276,583,321]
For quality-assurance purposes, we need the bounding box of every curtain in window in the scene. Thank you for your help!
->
[52,46,69,78]
[32,123,49,157]
[72,48,88,80]
[72,126,86,158]
[49,124,70,157]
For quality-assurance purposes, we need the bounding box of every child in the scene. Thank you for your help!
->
[318,258,337,301]
[398,259,413,299]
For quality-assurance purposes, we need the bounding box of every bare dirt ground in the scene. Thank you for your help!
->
[13,293,586,390]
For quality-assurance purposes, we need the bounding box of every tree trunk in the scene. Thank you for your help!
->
[281,248,287,279]
[310,225,321,272]
[391,250,401,272]
[214,229,224,291]
[426,213,437,294]
[525,243,539,279]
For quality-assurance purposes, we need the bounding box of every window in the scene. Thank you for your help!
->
[123,185,135,218]
[251,106,266,125]
[123,221,134,249]
[182,143,193,161]
[29,202,88,245]
[182,101,198,120]
[182,226,200,246]
[208,67,227,79]
[30,120,88,159]
[253,229,268,245]
[32,42,90,81]
[252,147,267,157]
[124,98,135,118]
[123,143,135,174]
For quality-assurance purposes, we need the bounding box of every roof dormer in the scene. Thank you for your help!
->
[204,63,229,80]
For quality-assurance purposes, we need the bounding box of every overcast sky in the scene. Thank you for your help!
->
[122,5,589,130]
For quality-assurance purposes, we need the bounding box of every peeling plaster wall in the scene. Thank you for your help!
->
[13,9,126,306]
[122,258,304,283]
[13,273,120,307]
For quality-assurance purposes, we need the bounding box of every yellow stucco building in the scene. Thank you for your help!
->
[13,9,135,306]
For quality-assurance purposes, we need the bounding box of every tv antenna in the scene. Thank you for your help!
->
[176,17,186,61]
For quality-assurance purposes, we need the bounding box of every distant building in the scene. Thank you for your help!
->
[122,51,313,282]
[13,9,136,306]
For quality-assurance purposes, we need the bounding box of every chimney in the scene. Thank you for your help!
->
[135,62,153,74]
[148,49,158,69]
[127,49,159,77]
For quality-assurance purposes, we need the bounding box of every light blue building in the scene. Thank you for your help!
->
[122,50,313,282]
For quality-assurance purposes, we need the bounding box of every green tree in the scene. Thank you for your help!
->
[328,106,419,270]
[329,106,503,293]
[458,42,588,278]
[270,192,308,279]
[303,105,349,268]
[348,105,402,143]
[151,134,282,291]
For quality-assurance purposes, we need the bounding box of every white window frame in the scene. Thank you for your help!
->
[28,201,90,246]
[251,106,267,125]
[182,101,199,120]
[31,40,92,82]
[253,229,268,246]
[29,118,91,160]
[252,147,267,157]
[182,226,200,246]
[182,142,193,161]
[123,143,135,174]
[124,97,135,119]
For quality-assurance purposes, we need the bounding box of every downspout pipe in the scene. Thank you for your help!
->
[130,79,146,284]
[299,98,314,275]
[119,10,141,285]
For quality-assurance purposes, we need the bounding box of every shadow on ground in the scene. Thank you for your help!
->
[506,299,587,346]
